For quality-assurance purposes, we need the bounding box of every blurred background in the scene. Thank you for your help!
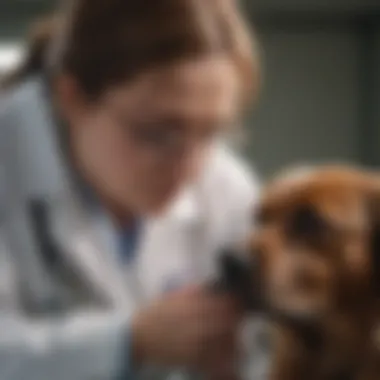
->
[0,0,379,179]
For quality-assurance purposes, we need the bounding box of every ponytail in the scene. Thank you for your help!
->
[1,16,57,90]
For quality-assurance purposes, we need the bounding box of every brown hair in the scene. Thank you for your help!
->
[2,0,260,104]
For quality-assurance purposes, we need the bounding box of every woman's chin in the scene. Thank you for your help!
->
[137,194,175,216]
[126,184,182,216]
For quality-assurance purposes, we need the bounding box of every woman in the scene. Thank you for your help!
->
[0,1,262,379]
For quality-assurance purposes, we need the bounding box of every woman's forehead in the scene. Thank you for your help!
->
[149,57,238,92]
[107,56,240,120]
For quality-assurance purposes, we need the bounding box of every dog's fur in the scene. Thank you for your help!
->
[249,165,380,380]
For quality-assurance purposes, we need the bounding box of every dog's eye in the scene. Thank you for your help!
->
[288,205,327,243]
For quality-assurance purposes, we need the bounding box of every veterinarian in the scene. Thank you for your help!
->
[0,0,263,379]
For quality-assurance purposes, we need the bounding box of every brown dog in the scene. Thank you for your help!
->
[249,165,380,380]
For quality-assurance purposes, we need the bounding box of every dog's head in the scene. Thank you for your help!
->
[250,165,380,323]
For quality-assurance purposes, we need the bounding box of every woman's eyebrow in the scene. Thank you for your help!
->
[120,105,234,131]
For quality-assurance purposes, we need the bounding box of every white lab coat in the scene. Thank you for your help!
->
[0,77,270,380]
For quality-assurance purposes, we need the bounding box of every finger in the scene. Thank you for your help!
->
[201,337,239,379]
[198,295,242,318]
[192,312,241,343]
[207,373,241,380]
[201,329,238,359]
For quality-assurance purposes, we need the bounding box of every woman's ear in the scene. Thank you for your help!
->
[53,74,89,125]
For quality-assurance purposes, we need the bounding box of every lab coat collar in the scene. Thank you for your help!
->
[164,187,202,224]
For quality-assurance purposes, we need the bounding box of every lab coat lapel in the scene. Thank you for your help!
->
[50,193,138,314]
[136,187,214,300]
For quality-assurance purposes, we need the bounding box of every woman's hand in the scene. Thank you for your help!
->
[131,285,242,376]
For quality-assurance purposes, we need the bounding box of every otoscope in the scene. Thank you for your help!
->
[210,248,262,312]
